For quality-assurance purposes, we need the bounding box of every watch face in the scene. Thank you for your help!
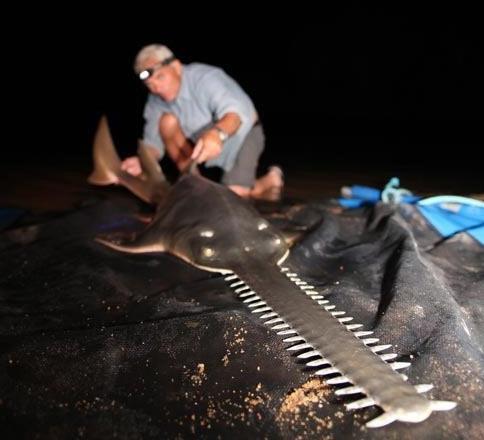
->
[214,127,228,142]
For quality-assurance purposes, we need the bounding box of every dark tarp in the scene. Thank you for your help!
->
[1,191,483,439]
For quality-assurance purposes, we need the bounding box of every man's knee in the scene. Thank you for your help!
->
[159,113,180,135]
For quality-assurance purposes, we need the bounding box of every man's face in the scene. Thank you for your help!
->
[141,57,182,102]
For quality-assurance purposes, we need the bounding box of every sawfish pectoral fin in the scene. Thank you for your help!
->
[95,236,166,254]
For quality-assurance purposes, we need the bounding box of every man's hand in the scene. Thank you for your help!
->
[121,156,143,176]
[191,129,223,164]
[121,147,160,176]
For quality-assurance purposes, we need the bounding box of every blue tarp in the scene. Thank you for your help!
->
[417,196,484,244]
[339,180,484,245]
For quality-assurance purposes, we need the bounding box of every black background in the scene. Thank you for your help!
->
[10,4,483,180]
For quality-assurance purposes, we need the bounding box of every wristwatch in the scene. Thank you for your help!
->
[213,126,229,143]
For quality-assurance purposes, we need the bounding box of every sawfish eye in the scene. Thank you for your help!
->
[202,247,215,257]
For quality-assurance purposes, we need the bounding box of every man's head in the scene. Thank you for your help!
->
[134,44,182,102]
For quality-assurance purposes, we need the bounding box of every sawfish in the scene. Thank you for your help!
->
[88,116,456,428]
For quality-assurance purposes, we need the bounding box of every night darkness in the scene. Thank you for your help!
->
[13,5,483,184]
[2,8,484,439]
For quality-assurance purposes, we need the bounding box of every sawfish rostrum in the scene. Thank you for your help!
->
[89,116,456,428]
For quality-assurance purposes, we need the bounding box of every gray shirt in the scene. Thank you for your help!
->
[142,63,257,171]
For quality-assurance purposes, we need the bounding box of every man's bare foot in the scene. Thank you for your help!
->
[251,166,284,201]
[227,166,284,201]
[228,185,251,198]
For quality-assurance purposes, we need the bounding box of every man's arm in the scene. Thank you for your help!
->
[191,112,241,164]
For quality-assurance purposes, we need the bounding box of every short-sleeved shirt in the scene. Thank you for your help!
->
[142,63,257,172]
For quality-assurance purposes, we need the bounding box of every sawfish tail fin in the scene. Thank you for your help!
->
[87,115,170,204]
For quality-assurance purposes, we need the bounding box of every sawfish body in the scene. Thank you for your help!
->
[98,174,289,273]
[89,116,456,428]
